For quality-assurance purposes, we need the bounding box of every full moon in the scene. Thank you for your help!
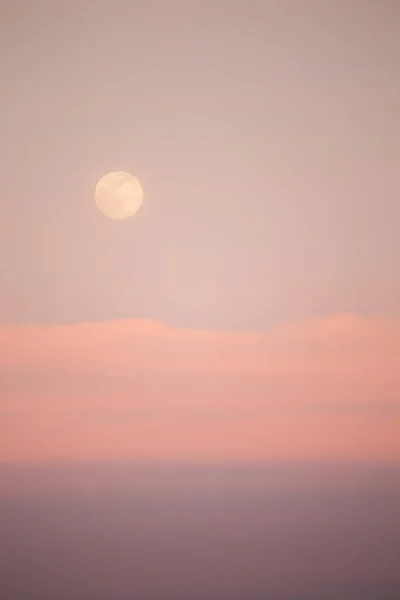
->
[95,171,143,219]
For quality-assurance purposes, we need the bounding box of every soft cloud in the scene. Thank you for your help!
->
[0,314,399,462]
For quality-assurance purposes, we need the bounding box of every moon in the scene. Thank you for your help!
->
[95,171,143,219]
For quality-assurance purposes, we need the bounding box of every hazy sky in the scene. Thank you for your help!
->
[1,0,399,462]
[1,0,399,328]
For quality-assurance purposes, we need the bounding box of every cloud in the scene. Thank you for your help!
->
[1,312,399,375]
[0,314,399,462]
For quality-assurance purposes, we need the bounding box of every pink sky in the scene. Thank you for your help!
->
[1,2,399,465]
[1,313,399,463]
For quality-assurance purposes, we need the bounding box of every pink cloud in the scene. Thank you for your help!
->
[0,314,399,462]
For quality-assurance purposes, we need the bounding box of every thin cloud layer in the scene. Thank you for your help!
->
[0,314,399,462]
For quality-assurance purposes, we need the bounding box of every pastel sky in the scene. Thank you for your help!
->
[1,314,399,462]
[1,0,399,462]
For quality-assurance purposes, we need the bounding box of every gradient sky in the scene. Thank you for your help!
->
[1,0,399,462]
